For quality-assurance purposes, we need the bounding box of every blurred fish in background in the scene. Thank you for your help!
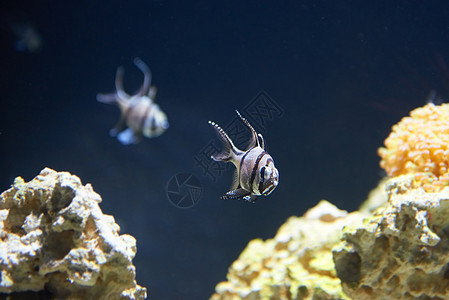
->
[97,58,169,145]
[7,21,43,53]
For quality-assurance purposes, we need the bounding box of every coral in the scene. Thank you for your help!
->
[378,103,449,191]
[0,168,146,299]
[333,174,449,299]
[210,200,367,300]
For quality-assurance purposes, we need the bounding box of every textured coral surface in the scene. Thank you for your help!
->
[333,175,449,300]
[0,168,146,299]
[378,103,449,191]
[210,200,367,300]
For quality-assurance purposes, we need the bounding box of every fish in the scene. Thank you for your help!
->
[8,21,43,53]
[97,58,169,145]
[208,111,279,202]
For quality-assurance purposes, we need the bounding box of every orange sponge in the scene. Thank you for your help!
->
[378,103,449,191]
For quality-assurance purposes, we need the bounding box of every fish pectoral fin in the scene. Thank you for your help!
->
[220,188,250,200]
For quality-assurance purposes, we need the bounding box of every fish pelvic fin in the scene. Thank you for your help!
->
[208,120,239,162]
[243,194,258,203]
[117,128,142,145]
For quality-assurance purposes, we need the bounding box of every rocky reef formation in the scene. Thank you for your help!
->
[0,168,146,299]
[210,200,368,300]
[333,174,449,299]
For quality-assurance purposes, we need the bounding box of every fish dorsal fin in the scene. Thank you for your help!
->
[209,121,238,162]
[133,57,152,97]
[257,133,265,150]
[246,131,257,151]
[148,86,157,100]
[115,66,130,100]
[236,110,258,150]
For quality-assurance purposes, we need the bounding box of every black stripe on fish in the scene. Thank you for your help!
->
[239,147,255,184]
[145,105,157,134]
[260,158,274,194]
[258,166,266,195]
[249,151,266,194]
[150,114,157,132]
[139,104,153,135]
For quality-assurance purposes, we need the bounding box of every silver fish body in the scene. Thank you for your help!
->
[97,58,169,145]
[209,111,279,202]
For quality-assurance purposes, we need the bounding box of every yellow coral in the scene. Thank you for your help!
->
[210,201,367,300]
[378,103,449,191]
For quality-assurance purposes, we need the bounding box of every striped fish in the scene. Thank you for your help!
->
[97,58,169,145]
[209,111,279,202]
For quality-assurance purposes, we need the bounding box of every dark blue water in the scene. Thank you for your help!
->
[2,1,449,299]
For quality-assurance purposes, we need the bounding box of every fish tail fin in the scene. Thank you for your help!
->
[96,93,117,104]
[208,120,236,162]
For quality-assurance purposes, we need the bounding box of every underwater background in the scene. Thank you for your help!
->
[2,1,449,299]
